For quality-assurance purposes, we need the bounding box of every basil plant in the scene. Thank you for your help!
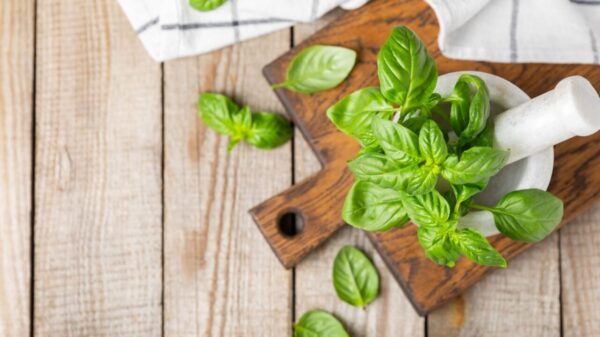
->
[327,26,564,268]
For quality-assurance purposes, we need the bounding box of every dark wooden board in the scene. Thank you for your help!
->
[249,0,600,315]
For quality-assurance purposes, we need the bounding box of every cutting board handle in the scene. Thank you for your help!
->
[249,165,352,268]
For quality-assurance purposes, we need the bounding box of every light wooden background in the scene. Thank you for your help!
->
[1,0,599,336]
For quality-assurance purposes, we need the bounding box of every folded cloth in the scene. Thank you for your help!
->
[117,0,370,61]
[426,0,600,64]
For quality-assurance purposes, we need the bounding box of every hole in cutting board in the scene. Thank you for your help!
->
[278,211,304,237]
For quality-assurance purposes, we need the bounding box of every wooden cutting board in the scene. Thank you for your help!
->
[249,0,600,315]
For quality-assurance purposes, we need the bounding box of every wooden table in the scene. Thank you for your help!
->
[1,0,599,336]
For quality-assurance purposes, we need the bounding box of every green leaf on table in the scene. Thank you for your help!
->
[348,152,415,190]
[488,189,564,242]
[418,119,448,164]
[273,45,357,93]
[332,246,380,308]
[327,87,394,147]
[451,228,507,267]
[377,26,438,112]
[294,310,349,337]
[342,181,408,232]
[372,117,422,165]
[441,147,508,185]
[198,92,239,135]
[246,112,293,149]
[189,0,228,11]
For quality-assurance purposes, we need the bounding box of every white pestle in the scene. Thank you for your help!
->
[494,76,600,164]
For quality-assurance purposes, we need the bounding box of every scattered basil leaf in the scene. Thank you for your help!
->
[451,228,507,267]
[402,189,450,226]
[198,93,292,151]
[418,120,447,164]
[488,189,564,242]
[198,93,239,135]
[273,45,357,93]
[417,223,460,267]
[189,0,228,11]
[372,117,422,165]
[246,112,293,149]
[348,152,415,190]
[294,310,349,337]
[327,87,394,148]
[441,147,508,185]
[332,246,380,308]
[342,181,408,232]
[377,26,437,112]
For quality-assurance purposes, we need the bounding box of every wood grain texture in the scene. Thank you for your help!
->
[162,31,293,337]
[561,204,600,337]
[428,234,560,337]
[34,1,162,335]
[0,0,34,336]
[292,12,425,336]
[253,0,600,314]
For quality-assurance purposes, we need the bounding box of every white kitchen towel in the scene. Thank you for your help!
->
[426,0,600,64]
[117,0,370,61]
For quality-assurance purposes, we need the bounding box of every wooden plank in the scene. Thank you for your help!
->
[0,0,34,335]
[293,12,425,337]
[34,1,162,335]
[428,235,560,337]
[162,31,293,336]
[561,205,600,336]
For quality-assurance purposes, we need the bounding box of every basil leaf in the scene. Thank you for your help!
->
[198,92,239,135]
[417,223,460,267]
[246,112,293,149]
[189,0,227,11]
[402,189,450,226]
[377,26,437,112]
[274,45,357,94]
[448,80,471,135]
[489,189,564,242]
[451,228,507,267]
[402,114,428,133]
[418,120,447,164]
[342,181,408,232]
[332,246,380,308]
[456,75,490,146]
[405,166,437,195]
[372,117,422,165]
[348,152,415,190]
[441,147,508,185]
[226,105,252,151]
[327,87,394,147]
[294,310,349,337]
[471,122,495,148]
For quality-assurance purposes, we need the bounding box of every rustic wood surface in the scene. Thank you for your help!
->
[0,0,599,336]
[253,0,600,315]
[0,0,33,336]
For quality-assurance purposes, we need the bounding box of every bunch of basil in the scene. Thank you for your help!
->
[327,26,564,268]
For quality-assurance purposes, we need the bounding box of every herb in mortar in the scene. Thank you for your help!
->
[189,0,228,12]
[332,246,379,308]
[198,93,292,151]
[273,45,357,94]
[294,310,349,337]
[327,26,564,268]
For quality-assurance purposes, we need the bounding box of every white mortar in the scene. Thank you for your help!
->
[435,71,554,236]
